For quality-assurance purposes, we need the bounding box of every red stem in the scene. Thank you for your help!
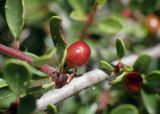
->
[80,3,98,38]
[0,44,58,76]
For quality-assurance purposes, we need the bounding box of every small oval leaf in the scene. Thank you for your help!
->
[5,0,24,39]
[133,55,151,74]
[100,60,115,72]
[116,39,126,59]
[47,104,57,114]
[110,104,139,114]
[146,70,160,91]
[3,59,32,95]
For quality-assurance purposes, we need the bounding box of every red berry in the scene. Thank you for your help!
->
[66,41,91,68]
[123,71,143,93]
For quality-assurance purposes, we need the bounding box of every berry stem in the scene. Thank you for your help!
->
[80,2,98,38]
[0,43,58,77]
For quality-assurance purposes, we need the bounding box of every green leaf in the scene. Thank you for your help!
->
[110,104,139,114]
[0,88,17,109]
[111,72,126,85]
[146,70,160,81]
[141,89,158,114]
[98,17,123,34]
[24,0,49,25]
[133,55,151,74]
[18,95,36,114]
[146,70,160,91]
[31,67,47,77]
[32,48,56,66]
[100,60,115,72]
[27,85,52,97]
[68,0,83,11]
[116,39,126,59]
[124,65,134,72]
[5,0,24,39]
[68,0,95,14]
[96,0,107,7]
[36,112,46,114]
[0,79,7,88]
[47,104,57,114]
[24,52,39,60]
[70,10,86,21]
[50,16,67,67]
[3,59,32,96]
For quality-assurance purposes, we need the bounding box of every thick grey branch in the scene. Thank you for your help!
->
[36,44,160,112]
[36,69,108,112]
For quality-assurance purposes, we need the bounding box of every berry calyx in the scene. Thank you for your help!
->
[66,41,91,68]
[55,74,68,88]
[123,71,143,93]
[115,63,124,73]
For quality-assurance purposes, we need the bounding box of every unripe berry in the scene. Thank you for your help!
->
[66,41,91,68]
[123,71,143,93]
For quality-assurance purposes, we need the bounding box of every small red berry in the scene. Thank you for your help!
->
[66,41,91,68]
[123,71,143,93]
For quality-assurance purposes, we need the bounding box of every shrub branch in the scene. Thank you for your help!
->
[35,44,160,112]
[0,44,58,76]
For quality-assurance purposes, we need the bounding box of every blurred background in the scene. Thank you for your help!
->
[0,0,160,114]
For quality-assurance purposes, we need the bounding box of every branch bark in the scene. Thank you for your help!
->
[35,44,160,112]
